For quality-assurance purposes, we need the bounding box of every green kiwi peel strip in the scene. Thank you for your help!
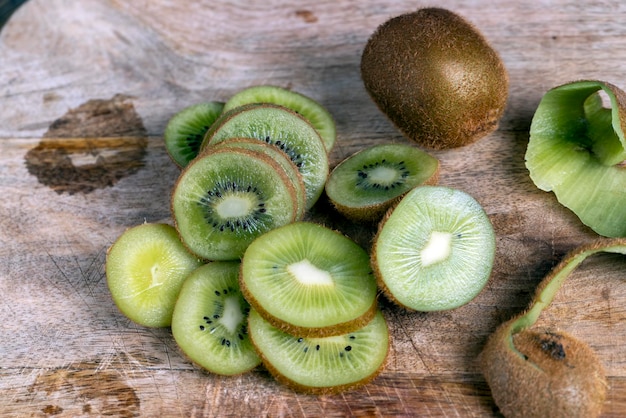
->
[526,80,626,237]
[504,238,626,358]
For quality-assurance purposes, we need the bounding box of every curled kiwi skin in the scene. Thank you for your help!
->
[480,238,626,418]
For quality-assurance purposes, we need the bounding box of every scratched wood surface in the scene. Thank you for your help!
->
[1,0,626,416]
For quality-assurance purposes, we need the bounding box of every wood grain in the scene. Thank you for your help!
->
[1,0,625,416]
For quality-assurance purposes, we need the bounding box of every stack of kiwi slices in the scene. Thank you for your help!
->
[106,81,498,395]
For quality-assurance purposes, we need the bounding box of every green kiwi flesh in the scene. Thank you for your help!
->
[201,103,329,209]
[325,143,440,222]
[526,80,626,237]
[210,138,307,221]
[248,308,389,395]
[171,261,261,375]
[372,186,495,311]
[105,223,203,327]
[164,102,225,167]
[240,222,378,337]
[222,85,336,152]
[360,8,508,149]
[171,147,298,261]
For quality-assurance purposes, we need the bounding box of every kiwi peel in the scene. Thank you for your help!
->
[171,261,261,375]
[526,79,626,237]
[325,143,440,222]
[480,238,626,418]
[371,186,495,311]
[360,7,508,149]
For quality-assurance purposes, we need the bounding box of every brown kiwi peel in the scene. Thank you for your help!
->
[361,7,508,149]
[480,238,626,418]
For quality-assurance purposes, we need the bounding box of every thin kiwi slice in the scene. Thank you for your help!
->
[372,186,495,311]
[240,222,378,337]
[248,308,389,395]
[171,147,298,261]
[222,85,337,152]
[210,137,307,221]
[105,223,203,327]
[164,102,225,167]
[526,80,626,237]
[171,261,261,375]
[201,103,329,209]
[325,143,440,222]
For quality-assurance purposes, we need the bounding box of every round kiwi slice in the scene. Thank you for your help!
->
[325,143,440,222]
[248,308,389,395]
[210,137,307,221]
[240,222,378,337]
[526,80,626,237]
[201,103,329,209]
[360,8,508,149]
[105,223,203,328]
[171,261,261,375]
[372,186,495,311]
[171,147,298,261]
[164,102,225,167]
[222,85,337,152]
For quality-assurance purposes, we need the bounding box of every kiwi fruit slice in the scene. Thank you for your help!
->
[372,186,495,311]
[171,261,261,375]
[105,223,203,327]
[164,102,225,167]
[210,137,307,221]
[480,238,626,418]
[201,103,329,209]
[526,80,626,237]
[360,7,508,149]
[325,143,440,222]
[248,308,389,395]
[171,147,298,261]
[222,85,337,152]
[240,221,378,337]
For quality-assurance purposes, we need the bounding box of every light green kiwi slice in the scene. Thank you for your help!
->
[325,143,440,222]
[526,79,626,237]
[211,138,307,221]
[248,308,389,395]
[201,103,329,209]
[372,186,495,311]
[164,102,225,167]
[171,261,261,375]
[240,222,378,337]
[105,223,203,327]
[222,85,336,152]
[171,147,298,261]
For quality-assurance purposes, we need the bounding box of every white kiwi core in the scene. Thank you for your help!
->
[368,166,398,185]
[287,259,334,286]
[220,296,244,334]
[420,231,452,267]
[216,195,252,218]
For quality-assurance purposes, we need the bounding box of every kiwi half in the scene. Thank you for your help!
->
[105,223,203,327]
[525,80,626,237]
[248,308,389,395]
[201,103,329,209]
[325,143,440,222]
[210,137,307,221]
[240,222,378,337]
[171,147,298,261]
[360,8,508,149]
[164,102,225,167]
[372,186,495,311]
[171,261,261,375]
[222,85,336,152]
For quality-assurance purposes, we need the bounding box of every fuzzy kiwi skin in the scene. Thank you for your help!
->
[361,8,508,149]
[480,323,607,418]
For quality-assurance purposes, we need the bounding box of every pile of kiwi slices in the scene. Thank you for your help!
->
[106,81,497,394]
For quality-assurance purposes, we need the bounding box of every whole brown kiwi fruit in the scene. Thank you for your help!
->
[360,7,509,149]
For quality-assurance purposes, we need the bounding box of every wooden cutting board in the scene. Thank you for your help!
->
[1,0,625,416]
